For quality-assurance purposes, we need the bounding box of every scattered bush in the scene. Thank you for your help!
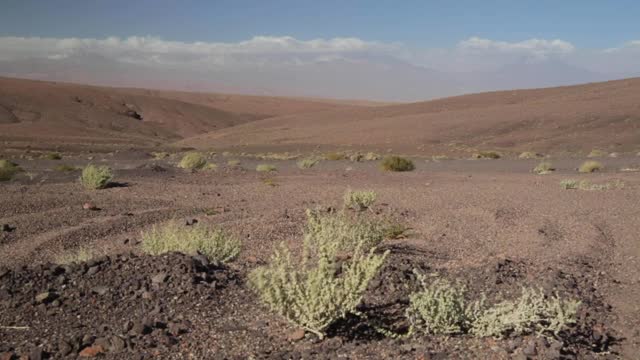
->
[141,220,241,263]
[364,152,382,161]
[471,288,579,338]
[256,164,277,172]
[472,151,501,159]
[80,165,113,190]
[560,179,580,190]
[297,157,319,169]
[587,149,607,158]
[431,155,449,161]
[304,209,385,256]
[249,238,388,338]
[406,275,483,335]
[203,163,218,171]
[579,160,603,173]
[227,159,241,166]
[380,156,415,172]
[0,159,21,181]
[262,178,278,187]
[54,164,79,172]
[324,152,346,161]
[533,161,555,175]
[519,151,543,159]
[343,189,377,211]
[178,152,207,170]
[151,151,170,160]
[383,222,410,239]
[55,247,96,264]
[43,152,62,160]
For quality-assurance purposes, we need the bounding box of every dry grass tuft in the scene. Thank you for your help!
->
[256,164,277,172]
[578,160,603,173]
[533,161,555,175]
[380,156,415,172]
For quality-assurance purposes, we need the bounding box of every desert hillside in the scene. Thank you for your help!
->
[0,77,358,150]
[181,78,640,155]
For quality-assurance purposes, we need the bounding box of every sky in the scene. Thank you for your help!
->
[0,1,639,100]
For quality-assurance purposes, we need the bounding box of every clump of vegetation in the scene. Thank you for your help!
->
[55,247,96,264]
[380,156,415,172]
[343,189,377,211]
[256,164,277,172]
[304,209,385,255]
[364,152,382,161]
[227,159,241,167]
[471,288,580,338]
[587,149,607,158]
[263,178,278,187]
[151,151,170,160]
[0,159,22,181]
[54,164,79,172]
[43,152,62,160]
[249,216,389,339]
[178,152,208,170]
[472,151,502,159]
[141,220,241,263]
[533,161,555,175]
[324,152,346,161]
[80,165,113,190]
[203,163,218,171]
[560,179,580,190]
[431,155,449,161]
[579,160,603,173]
[519,151,543,159]
[406,275,483,335]
[297,157,320,169]
[382,222,411,239]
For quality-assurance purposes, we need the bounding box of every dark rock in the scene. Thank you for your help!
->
[131,321,151,336]
[2,224,15,232]
[185,218,198,226]
[58,340,72,356]
[0,267,8,278]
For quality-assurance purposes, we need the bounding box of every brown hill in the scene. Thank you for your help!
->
[0,77,357,150]
[181,78,640,155]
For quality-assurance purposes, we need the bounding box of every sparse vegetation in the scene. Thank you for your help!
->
[80,165,113,190]
[0,159,21,181]
[533,161,555,174]
[304,209,385,255]
[579,160,603,173]
[471,288,579,338]
[431,155,449,161]
[54,164,79,172]
[151,151,170,160]
[380,156,415,172]
[324,152,346,161]
[203,163,218,171]
[263,178,278,187]
[364,152,382,161]
[227,159,241,166]
[382,222,411,239]
[43,152,62,160]
[560,179,580,190]
[406,275,483,335]
[178,152,208,170]
[297,157,320,169]
[256,164,277,172]
[55,247,96,264]
[519,151,543,159]
[472,151,501,159]
[587,149,607,158]
[141,220,241,263]
[343,189,377,211]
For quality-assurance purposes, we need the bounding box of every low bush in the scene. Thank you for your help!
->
[579,160,603,173]
[364,152,382,161]
[203,163,218,171]
[0,159,21,181]
[227,159,241,166]
[472,151,501,159]
[178,152,207,170]
[471,288,580,338]
[587,149,607,158]
[518,151,543,159]
[533,161,555,174]
[380,156,415,172]
[297,157,319,169]
[406,275,483,335]
[54,164,79,172]
[382,222,411,239]
[324,152,346,161]
[80,165,113,190]
[560,179,580,189]
[343,189,377,211]
[43,152,62,160]
[304,209,385,255]
[141,220,241,263]
[256,164,277,172]
[151,151,170,160]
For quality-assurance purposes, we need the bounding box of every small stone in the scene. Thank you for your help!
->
[35,292,55,303]
[58,340,72,356]
[78,345,104,357]
[91,286,109,295]
[109,336,126,352]
[185,218,198,226]
[131,321,151,335]
[151,273,168,285]
[85,266,100,276]
[51,299,61,307]
[287,328,306,342]
[523,341,537,356]
[82,203,98,211]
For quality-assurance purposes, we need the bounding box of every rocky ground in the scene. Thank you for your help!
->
[1,149,639,359]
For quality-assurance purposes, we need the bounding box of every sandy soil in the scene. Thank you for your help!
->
[1,151,639,358]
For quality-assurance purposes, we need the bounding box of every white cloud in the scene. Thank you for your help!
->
[458,37,575,57]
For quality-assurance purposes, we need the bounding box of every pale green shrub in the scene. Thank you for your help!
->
[256,164,277,172]
[579,160,603,173]
[471,288,580,338]
[364,152,382,161]
[533,161,555,175]
[54,164,79,172]
[304,209,385,256]
[406,275,483,335]
[297,157,319,169]
[472,151,501,159]
[151,151,170,160]
[519,151,542,159]
[0,159,21,181]
[203,163,218,171]
[249,240,388,338]
[80,165,113,190]
[141,220,241,263]
[380,156,415,172]
[587,149,607,158]
[178,152,207,170]
[324,152,346,161]
[43,152,62,160]
[343,189,377,211]
[55,247,96,264]
[560,179,579,189]
[227,159,241,166]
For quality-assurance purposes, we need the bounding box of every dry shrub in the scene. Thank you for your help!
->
[80,165,113,190]
[578,160,603,173]
[343,189,377,211]
[256,164,277,172]
[178,152,207,170]
[380,156,415,172]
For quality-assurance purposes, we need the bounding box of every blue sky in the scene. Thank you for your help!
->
[1,0,638,48]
